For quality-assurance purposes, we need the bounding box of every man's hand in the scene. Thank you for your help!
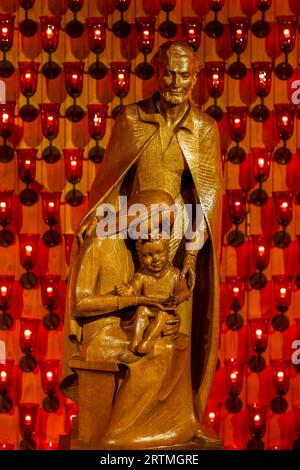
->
[180,253,197,295]
[76,214,98,248]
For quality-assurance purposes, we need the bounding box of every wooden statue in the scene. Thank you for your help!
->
[60,41,223,450]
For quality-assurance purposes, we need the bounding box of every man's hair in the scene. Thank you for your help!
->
[150,40,200,75]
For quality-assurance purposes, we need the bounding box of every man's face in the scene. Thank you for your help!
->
[158,52,197,105]
[139,239,169,273]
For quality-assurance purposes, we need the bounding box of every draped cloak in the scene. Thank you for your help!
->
[61,95,223,444]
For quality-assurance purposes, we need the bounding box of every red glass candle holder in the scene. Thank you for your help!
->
[0,359,14,413]
[206,0,224,39]
[246,403,267,450]
[111,62,131,117]
[227,106,248,164]
[248,318,269,372]
[272,191,293,248]
[0,14,15,78]
[87,104,108,163]
[63,61,85,122]
[64,234,74,267]
[274,103,295,165]
[18,61,39,122]
[64,402,78,435]
[16,148,38,206]
[205,61,225,122]
[40,275,61,330]
[225,275,246,330]
[252,0,272,38]
[19,318,40,373]
[63,149,84,207]
[135,17,156,80]
[19,0,37,37]
[66,0,84,38]
[0,101,16,163]
[226,189,247,247]
[272,274,293,332]
[41,192,61,247]
[40,359,60,412]
[159,0,177,39]
[296,236,300,289]
[40,16,61,79]
[112,0,131,38]
[249,235,271,289]
[251,62,273,122]
[204,402,222,434]
[292,404,300,450]
[182,17,202,52]
[18,402,39,450]
[270,359,290,413]
[0,275,14,330]
[228,17,250,79]
[0,190,14,247]
[275,15,298,80]
[250,147,272,206]
[18,233,40,289]
[224,358,245,413]
[39,103,61,164]
[86,17,107,80]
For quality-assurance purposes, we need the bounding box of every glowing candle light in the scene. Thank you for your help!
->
[279,287,287,298]
[258,157,265,168]
[230,371,238,383]
[258,245,265,255]
[208,412,216,423]
[46,26,54,39]
[0,371,7,382]
[277,371,284,382]
[25,414,32,424]
[254,414,261,426]
[2,113,9,124]
[236,28,243,39]
[255,328,263,340]
[282,115,288,126]
[212,73,219,86]
[0,201,6,211]
[283,28,290,39]
[46,371,53,381]
[0,286,7,296]
[24,329,32,340]
[25,245,33,256]
[1,27,8,38]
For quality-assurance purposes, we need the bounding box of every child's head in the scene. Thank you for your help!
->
[136,233,170,273]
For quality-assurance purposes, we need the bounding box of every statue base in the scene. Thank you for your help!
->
[70,437,223,451]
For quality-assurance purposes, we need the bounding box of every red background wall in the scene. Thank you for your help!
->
[0,0,300,450]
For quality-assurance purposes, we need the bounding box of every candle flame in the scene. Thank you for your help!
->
[1,286,7,295]
[0,201,6,209]
[277,371,284,382]
[281,201,288,209]
[234,117,241,124]
[256,328,263,340]
[283,28,290,38]
[0,370,7,381]
[46,371,53,380]
[2,113,9,123]
[258,245,265,254]
[48,201,55,208]
[25,414,32,423]
[24,329,32,340]
[208,412,216,422]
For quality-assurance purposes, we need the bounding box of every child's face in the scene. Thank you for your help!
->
[139,239,169,273]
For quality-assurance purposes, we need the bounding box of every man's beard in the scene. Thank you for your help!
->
[161,88,188,104]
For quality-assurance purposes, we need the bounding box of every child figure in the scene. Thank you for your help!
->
[117,234,189,355]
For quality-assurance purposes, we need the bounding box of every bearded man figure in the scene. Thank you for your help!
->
[61,41,224,450]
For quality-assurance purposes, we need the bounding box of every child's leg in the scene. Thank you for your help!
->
[136,312,171,355]
[129,306,150,352]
